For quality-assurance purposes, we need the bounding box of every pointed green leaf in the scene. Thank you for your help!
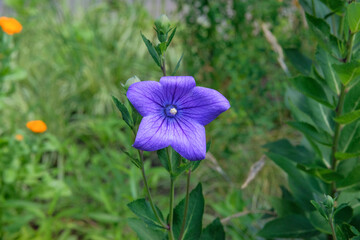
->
[122,150,141,168]
[88,212,121,223]
[338,165,360,190]
[347,2,360,33]
[166,27,177,48]
[285,48,312,75]
[157,148,170,172]
[199,218,225,240]
[258,215,319,238]
[335,151,360,161]
[271,197,303,217]
[334,110,360,125]
[297,164,344,183]
[141,33,161,67]
[306,13,339,54]
[334,204,353,225]
[289,76,334,108]
[308,210,332,234]
[130,101,142,126]
[310,200,328,220]
[127,199,165,229]
[316,46,341,94]
[288,121,332,146]
[319,0,345,12]
[112,96,133,128]
[128,218,166,240]
[171,53,184,76]
[333,61,360,86]
[173,183,204,240]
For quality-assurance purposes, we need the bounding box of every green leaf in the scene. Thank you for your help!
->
[271,197,303,217]
[338,165,360,190]
[285,48,312,75]
[88,212,121,224]
[157,148,170,172]
[316,46,341,94]
[128,218,166,240]
[285,88,335,136]
[308,210,332,234]
[297,164,344,183]
[127,199,165,228]
[173,183,204,240]
[156,42,167,56]
[171,52,184,76]
[112,96,133,128]
[166,27,177,48]
[122,150,141,168]
[319,0,345,12]
[130,101,142,126]
[299,0,332,18]
[335,152,360,161]
[199,218,225,240]
[347,2,360,33]
[263,139,315,165]
[334,110,360,125]
[288,121,332,146]
[306,13,339,55]
[290,76,334,108]
[350,225,360,235]
[258,215,319,238]
[333,61,360,86]
[311,200,328,220]
[338,121,360,153]
[141,33,161,67]
[334,204,353,225]
[265,152,321,210]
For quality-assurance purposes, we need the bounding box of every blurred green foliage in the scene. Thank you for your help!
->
[0,0,314,239]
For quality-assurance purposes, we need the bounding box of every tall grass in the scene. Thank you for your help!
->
[1,1,165,239]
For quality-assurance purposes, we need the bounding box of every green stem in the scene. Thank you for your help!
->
[169,178,175,240]
[161,54,167,76]
[330,32,356,197]
[0,179,3,239]
[178,169,191,240]
[167,147,175,240]
[138,150,167,228]
[311,0,316,17]
[331,15,337,37]
[338,15,345,39]
[329,210,337,240]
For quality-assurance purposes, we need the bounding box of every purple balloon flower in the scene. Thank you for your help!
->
[127,76,230,161]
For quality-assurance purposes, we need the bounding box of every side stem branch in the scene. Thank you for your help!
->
[139,150,167,228]
[178,169,191,240]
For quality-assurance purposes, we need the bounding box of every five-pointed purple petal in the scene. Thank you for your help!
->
[127,76,230,161]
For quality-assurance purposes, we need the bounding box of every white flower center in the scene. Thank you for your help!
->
[169,107,177,115]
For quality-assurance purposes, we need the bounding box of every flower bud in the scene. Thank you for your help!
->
[155,14,171,34]
[323,195,334,209]
[124,76,141,89]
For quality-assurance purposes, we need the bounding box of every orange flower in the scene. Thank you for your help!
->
[0,17,22,35]
[26,120,47,133]
[15,134,24,141]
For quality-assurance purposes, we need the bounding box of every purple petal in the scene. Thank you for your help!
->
[127,81,164,117]
[133,115,170,151]
[170,117,206,161]
[159,76,196,104]
[178,87,230,126]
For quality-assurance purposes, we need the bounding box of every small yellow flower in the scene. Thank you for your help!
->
[15,134,24,141]
[0,17,22,35]
[26,120,47,133]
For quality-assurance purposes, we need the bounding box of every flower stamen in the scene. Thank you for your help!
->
[170,108,177,115]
